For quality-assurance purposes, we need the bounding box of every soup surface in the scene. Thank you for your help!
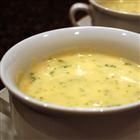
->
[97,0,140,14]
[18,50,140,108]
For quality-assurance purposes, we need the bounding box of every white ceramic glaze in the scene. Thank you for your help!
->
[69,0,140,33]
[0,88,140,140]
[77,16,92,26]
[0,27,140,139]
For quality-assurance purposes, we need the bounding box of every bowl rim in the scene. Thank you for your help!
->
[89,0,140,18]
[0,26,140,114]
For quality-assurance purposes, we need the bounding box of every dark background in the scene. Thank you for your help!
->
[0,0,87,89]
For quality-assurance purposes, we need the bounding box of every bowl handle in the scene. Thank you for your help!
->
[0,62,10,117]
[0,94,10,117]
[69,3,93,26]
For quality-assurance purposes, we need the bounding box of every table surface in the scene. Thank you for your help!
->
[0,0,87,89]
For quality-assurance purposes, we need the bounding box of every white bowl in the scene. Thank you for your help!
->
[0,26,140,115]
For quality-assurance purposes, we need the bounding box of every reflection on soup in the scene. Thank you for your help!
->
[97,0,140,14]
[18,50,140,108]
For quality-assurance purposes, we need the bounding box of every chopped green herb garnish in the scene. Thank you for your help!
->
[39,97,43,100]
[84,102,90,105]
[48,57,53,60]
[105,64,116,68]
[58,59,65,63]
[128,84,132,87]
[79,88,85,92]
[124,62,132,65]
[97,89,101,92]
[63,65,71,68]
[29,72,36,81]
[107,104,121,107]
[59,82,64,85]
[49,70,55,75]
[105,77,109,80]
[104,89,110,93]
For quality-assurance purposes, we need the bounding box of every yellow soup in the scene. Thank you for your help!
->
[97,0,140,14]
[18,50,140,108]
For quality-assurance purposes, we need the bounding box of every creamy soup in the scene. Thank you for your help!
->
[18,50,140,108]
[97,0,140,14]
